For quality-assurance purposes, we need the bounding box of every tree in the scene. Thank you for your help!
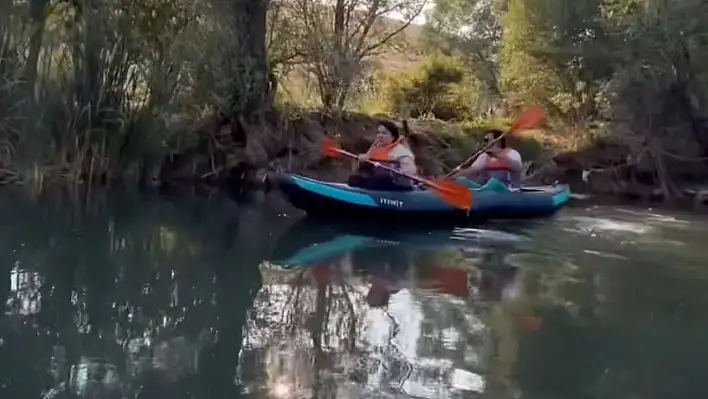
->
[287,0,427,111]
[424,0,502,105]
[201,0,272,120]
[499,0,608,123]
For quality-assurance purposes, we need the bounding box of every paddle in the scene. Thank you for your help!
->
[321,138,472,211]
[445,105,547,178]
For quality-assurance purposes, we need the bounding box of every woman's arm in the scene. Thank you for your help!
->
[397,156,417,175]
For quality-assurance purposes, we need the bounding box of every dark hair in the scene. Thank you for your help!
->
[486,129,507,148]
[378,120,400,139]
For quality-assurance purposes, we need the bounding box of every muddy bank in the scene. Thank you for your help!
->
[528,140,708,208]
[158,110,544,189]
[2,108,707,210]
[161,110,708,209]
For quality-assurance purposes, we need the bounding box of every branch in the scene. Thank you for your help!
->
[359,0,427,57]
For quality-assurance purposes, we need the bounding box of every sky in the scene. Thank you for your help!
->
[389,2,434,25]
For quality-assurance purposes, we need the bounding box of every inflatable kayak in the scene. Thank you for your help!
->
[278,173,570,222]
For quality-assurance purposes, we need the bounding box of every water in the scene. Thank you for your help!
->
[1,187,707,399]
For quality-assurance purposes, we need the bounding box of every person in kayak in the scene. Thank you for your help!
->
[451,129,523,190]
[348,120,417,191]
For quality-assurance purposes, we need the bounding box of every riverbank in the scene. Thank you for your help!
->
[157,109,547,187]
[1,109,707,210]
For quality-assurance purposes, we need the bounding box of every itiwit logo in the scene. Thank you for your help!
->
[380,198,404,207]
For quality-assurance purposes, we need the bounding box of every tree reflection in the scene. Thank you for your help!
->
[0,188,277,399]
[244,240,513,399]
[243,258,365,398]
[0,187,562,399]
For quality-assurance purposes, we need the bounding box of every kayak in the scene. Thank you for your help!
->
[277,173,570,222]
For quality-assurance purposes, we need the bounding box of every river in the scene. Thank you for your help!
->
[0,186,706,399]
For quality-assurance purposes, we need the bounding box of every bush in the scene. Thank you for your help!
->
[370,54,487,121]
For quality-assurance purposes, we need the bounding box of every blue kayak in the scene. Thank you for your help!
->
[278,173,570,222]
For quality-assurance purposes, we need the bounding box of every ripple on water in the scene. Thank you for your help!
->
[569,216,652,235]
[451,227,527,243]
[581,249,629,261]
[613,207,693,227]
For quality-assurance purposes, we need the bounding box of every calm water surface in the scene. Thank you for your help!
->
[1,188,707,399]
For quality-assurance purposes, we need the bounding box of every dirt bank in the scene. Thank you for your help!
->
[2,108,706,210]
[158,110,544,188]
[139,110,708,209]
[527,139,708,208]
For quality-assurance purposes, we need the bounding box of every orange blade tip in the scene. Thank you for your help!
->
[431,180,472,211]
[509,106,546,134]
[321,137,342,157]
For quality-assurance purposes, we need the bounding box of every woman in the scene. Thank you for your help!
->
[347,120,417,191]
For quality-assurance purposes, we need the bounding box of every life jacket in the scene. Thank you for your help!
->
[483,148,513,171]
[366,137,405,164]
[480,148,520,187]
[359,138,415,188]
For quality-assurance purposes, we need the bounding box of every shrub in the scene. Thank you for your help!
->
[372,54,487,121]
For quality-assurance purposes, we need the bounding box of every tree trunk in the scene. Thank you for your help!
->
[225,0,270,121]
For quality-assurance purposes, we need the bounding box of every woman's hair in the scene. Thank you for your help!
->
[378,120,400,139]
[487,129,507,148]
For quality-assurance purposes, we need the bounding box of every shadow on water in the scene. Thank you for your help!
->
[0,188,707,398]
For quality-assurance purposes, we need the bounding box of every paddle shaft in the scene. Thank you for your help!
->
[334,147,440,189]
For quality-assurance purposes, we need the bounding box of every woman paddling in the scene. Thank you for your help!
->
[348,120,418,191]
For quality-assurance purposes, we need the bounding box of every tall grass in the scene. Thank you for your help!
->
[0,0,256,187]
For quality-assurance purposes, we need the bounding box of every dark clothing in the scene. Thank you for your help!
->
[348,160,413,191]
[348,173,413,191]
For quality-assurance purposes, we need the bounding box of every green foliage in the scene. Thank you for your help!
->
[423,0,502,102]
[2,0,708,188]
[373,54,486,121]
[0,0,274,183]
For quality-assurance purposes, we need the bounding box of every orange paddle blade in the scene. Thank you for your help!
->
[321,137,343,158]
[508,105,546,134]
[427,179,472,211]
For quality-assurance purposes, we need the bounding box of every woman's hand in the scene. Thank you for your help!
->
[487,147,502,158]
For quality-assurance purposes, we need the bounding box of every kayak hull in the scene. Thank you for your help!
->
[277,173,570,223]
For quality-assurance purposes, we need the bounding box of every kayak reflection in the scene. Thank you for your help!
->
[252,218,542,398]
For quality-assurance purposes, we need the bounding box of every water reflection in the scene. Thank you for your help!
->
[1,189,707,399]
[258,218,541,399]
[0,188,272,399]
